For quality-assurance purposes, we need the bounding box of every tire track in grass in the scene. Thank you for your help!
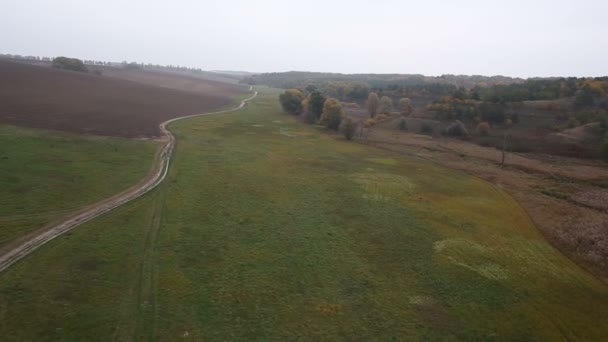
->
[135,188,165,340]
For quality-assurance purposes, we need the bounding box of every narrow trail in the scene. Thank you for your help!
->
[0,88,258,274]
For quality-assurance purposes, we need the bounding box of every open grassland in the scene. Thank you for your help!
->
[0,124,158,248]
[1,88,607,340]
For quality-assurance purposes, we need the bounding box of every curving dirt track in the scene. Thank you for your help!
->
[0,89,257,274]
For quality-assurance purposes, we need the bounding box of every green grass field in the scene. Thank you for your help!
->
[0,125,158,248]
[1,88,607,340]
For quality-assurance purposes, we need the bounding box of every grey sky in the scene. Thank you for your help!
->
[1,0,606,77]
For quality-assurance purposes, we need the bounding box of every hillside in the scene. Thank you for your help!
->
[0,61,247,138]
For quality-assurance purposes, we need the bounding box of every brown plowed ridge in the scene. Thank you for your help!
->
[0,60,248,138]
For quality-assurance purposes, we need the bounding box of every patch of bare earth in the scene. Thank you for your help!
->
[357,125,608,283]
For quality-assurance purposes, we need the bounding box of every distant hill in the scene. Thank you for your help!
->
[241,71,525,90]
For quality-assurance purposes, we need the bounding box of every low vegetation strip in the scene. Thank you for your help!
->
[0,90,257,274]
[0,88,606,340]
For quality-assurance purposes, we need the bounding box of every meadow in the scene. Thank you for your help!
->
[0,124,158,249]
[1,88,607,340]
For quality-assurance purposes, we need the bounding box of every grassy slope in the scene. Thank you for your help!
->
[0,88,607,340]
[0,125,158,247]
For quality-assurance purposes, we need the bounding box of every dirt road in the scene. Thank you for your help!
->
[0,89,258,274]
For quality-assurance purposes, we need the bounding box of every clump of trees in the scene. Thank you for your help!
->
[52,57,88,73]
[279,89,305,115]
[444,120,469,137]
[366,92,379,117]
[340,118,356,140]
[320,98,343,130]
[378,96,393,114]
[476,122,491,136]
[399,98,413,116]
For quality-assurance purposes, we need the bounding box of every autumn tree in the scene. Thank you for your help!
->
[340,117,356,140]
[320,98,343,130]
[366,92,379,117]
[309,90,326,120]
[279,89,305,115]
[378,96,393,114]
[398,98,413,116]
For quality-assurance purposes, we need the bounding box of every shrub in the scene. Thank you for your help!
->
[398,118,408,131]
[375,114,389,122]
[309,91,326,119]
[378,96,393,114]
[320,98,343,130]
[420,123,433,135]
[279,89,305,115]
[52,57,88,73]
[340,118,356,140]
[399,98,413,115]
[476,122,491,136]
[342,102,360,109]
[363,118,377,128]
[366,93,379,117]
[445,120,469,137]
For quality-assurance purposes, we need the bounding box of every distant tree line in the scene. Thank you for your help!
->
[0,53,214,77]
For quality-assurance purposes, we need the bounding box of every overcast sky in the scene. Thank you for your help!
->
[1,0,606,78]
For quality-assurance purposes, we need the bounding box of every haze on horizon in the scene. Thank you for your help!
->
[1,0,606,78]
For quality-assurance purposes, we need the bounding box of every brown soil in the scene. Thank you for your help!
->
[357,123,608,283]
[98,67,245,96]
[0,61,248,138]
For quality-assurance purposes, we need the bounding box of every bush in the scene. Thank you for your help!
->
[445,120,469,137]
[309,91,326,119]
[399,118,408,131]
[363,118,377,128]
[52,57,88,73]
[378,96,393,114]
[420,123,433,135]
[279,89,305,115]
[399,98,413,115]
[340,118,356,140]
[479,102,506,124]
[320,98,343,130]
[342,102,360,109]
[375,114,389,122]
[476,122,491,136]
